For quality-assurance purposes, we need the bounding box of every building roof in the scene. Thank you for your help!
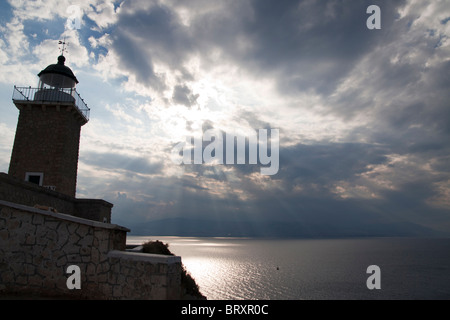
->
[37,55,79,84]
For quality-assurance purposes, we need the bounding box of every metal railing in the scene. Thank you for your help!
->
[12,86,90,121]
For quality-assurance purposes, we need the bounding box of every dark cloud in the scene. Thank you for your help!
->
[278,142,387,183]
[80,151,163,175]
[111,2,196,89]
[111,27,164,89]
[172,84,198,107]
[184,0,407,95]
[107,0,416,104]
[97,0,450,236]
[105,140,446,233]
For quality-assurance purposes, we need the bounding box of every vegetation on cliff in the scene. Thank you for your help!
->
[142,240,206,299]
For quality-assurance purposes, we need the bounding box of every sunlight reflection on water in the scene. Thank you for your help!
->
[127,236,450,300]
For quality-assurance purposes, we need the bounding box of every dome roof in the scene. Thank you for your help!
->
[37,55,79,84]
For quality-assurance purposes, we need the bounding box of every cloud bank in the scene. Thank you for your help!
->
[0,0,449,236]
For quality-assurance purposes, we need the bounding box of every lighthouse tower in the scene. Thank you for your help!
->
[8,54,90,197]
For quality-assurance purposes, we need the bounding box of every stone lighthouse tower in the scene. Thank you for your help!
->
[8,54,89,198]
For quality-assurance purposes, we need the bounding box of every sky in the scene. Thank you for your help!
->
[0,0,449,237]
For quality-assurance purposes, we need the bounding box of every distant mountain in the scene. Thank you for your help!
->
[125,217,446,238]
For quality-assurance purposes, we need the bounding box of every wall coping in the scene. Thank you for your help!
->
[75,198,114,208]
[0,199,129,232]
[108,250,181,264]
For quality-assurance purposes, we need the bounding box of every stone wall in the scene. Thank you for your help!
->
[0,172,112,223]
[73,199,114,223]
[0,200,183,299]
[9,102,84,198]
[107,251,182,300]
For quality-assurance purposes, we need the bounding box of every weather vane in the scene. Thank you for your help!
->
[58,37,69,56]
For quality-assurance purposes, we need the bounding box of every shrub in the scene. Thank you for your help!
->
[142,240,173,256]
[181,265,205,298]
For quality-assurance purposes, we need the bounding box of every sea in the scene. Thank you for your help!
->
[126,236,450,300]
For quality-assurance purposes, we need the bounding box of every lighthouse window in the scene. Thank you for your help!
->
[25,172,44,186]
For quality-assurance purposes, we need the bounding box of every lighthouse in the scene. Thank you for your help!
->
[8,54,89,198]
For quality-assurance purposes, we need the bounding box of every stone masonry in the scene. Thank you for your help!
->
[9,102,85,198]
[0,172,113,223]
[0,200,183,299]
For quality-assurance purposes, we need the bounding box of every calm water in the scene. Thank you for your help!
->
[127,236,450,300]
